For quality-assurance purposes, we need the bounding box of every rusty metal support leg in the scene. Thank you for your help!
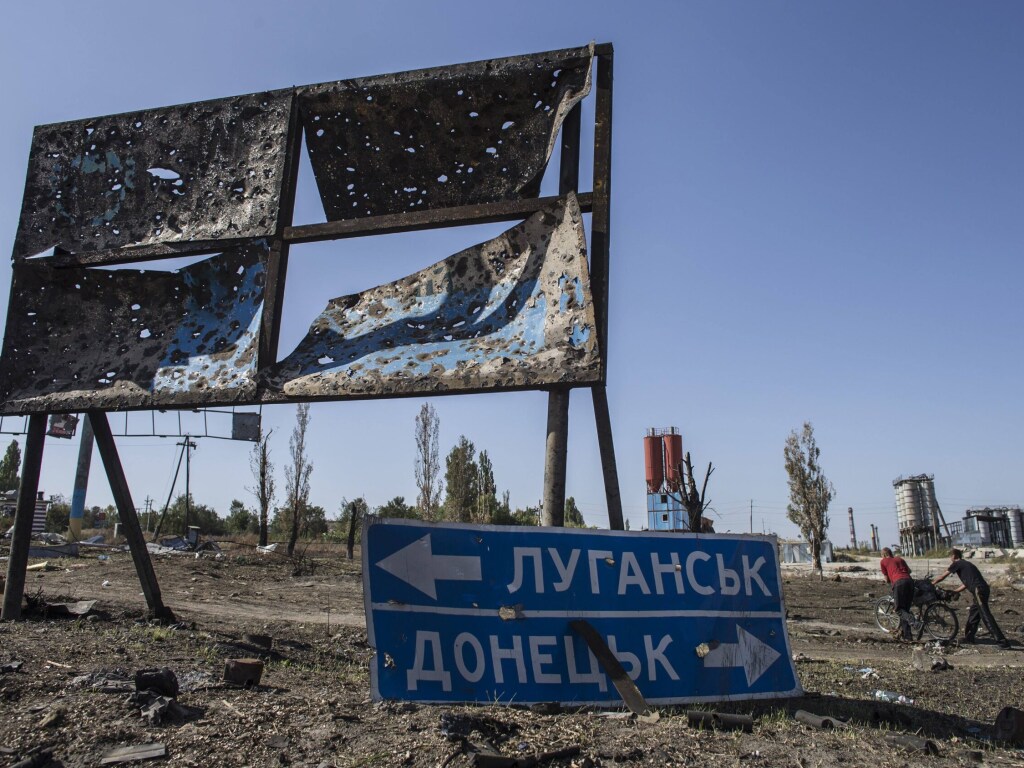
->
[542,388,569,527]
[592,385,624,530]
[1,414,47,621]
[89,411,173,621]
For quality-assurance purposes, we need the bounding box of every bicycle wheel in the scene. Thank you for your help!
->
[874,597,900,634]
[921,602,959,642]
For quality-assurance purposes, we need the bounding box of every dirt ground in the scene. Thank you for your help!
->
[2,546,1023,767]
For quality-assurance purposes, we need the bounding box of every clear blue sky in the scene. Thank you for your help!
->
[1,2,1022,547]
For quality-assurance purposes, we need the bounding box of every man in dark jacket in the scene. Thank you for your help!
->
[880,547,917,641]
[932,549,1012,649]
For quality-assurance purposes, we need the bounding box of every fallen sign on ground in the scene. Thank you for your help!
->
[363,519,802,705]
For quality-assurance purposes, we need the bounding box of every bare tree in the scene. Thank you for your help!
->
[284,404,313,556]
[247,429,275,547]
[414,403,443,520]
[784,422,834,572]
[678,452,714,532]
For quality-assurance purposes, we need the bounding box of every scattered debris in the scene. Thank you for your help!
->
[528,702,562,715]
[795,710,848,730]
[0,660,23,674]
[570,620,651,716]
[131,691,199,726]
[224,658,264,687]
[686,711,754,732]
[37,707,64,728]
[135,667,179,697]
[994,706,1024,744]
[99,743,167,765]
[27,543,79,559]
[242,633,273,650]
[25,561,55,572]
[873,690,914,705]
[884,732,940,755]
[468,745,582,767]
[844,665,879,679]
[71,670,134,692]
[43,599,97,618]
[912,649,952,672]
[9,746,54,768]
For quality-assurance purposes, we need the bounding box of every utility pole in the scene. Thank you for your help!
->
[177,437,197,536]
[143,495,153,533]
[749,500,753,534]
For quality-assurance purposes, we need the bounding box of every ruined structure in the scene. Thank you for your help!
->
[1,44,619,620]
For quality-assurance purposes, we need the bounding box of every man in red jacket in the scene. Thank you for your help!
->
[880,547,917,641]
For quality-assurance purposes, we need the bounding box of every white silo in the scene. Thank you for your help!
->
[1008,507,1024,547]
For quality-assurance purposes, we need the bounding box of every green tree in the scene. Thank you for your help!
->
[284,404,313,556]
[225,499,258,535]
[475,450,498,523]
[248,429,276,547]
[443,436,478,522]
[160,494,225,537]
[376,496,419,519]
[784,422,835,572]
[0,440,21,492]
[46,495,71,533]
[304,504,329,538]
[564,496,586,528]
[414,403,443,520]
[490,490,513,525]
[493,502,540,527]
[334,497,370,546]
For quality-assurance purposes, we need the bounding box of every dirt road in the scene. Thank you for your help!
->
[1,547,1022,767]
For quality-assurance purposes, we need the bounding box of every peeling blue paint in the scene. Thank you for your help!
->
[152,250,266,393]
[568,323,591,349]
[265,193,600,399]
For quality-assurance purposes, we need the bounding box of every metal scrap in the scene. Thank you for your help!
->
[569,619,651,717]
[686,711,754,732]
[99,743,167,765]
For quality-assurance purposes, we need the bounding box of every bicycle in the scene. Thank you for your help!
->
[873,578,960,642]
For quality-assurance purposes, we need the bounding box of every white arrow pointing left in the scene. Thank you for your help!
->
[375,533,482,599]
[701,626,782,687]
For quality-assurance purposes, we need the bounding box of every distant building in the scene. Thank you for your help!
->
[779,539,834,564]
[946,506,1023,549]
[894,474,949,555]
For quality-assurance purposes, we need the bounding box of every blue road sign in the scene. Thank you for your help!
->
[363,519,802,705]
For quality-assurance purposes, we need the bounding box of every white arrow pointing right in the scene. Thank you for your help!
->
[701,626,782,687]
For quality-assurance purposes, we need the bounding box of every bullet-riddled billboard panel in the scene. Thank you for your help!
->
[0,243,268,414]
[264,194,600,399]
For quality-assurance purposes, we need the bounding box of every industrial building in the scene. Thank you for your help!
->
[894,474,1023,553]
[946,507,1024,549]
[644,427,689,531]
[894,474,947,555]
